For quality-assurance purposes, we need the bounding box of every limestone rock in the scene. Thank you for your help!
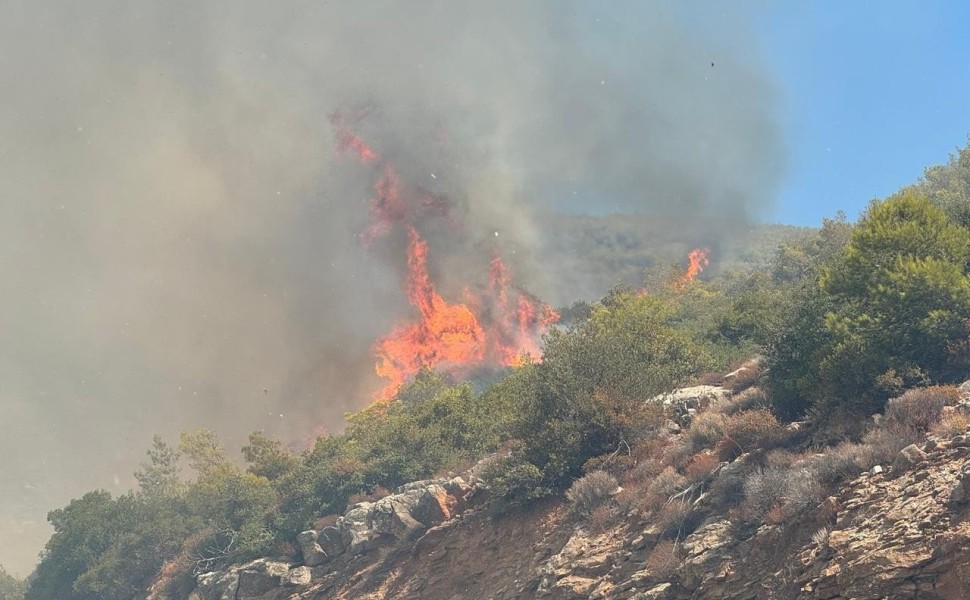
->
[339,501,376,554]
[892,443,927,472]
[296,530,327,567]
[370,494,424,539]
[236,559,289,599]
[413,484,457,526]
[317,525,345,558]
[283,566,311,586]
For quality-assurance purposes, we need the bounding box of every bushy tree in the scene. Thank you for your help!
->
[0,566,25,600]
[769,192,970,418]
[517,292,711,488]
[911,136,970,228]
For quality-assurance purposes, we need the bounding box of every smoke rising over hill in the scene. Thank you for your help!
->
[0,0,783,574]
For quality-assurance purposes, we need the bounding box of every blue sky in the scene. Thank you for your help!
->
[755,3,970,226]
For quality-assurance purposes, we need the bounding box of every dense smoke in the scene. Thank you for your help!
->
[0,0,783,574]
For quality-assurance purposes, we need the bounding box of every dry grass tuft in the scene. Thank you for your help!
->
[313,514,342,530]
[645,539,681,578]
[566,470,619,516]
[716,410,785,461]
[932,409,970,438]
[684,451,720,483]
[716,387,770,416]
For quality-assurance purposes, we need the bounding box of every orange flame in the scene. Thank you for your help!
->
[331,111,378,163]
[374,227,486,400]
[676,247,710,288]
[333,113,558,400]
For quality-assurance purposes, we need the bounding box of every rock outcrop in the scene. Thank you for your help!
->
[173,385,970,600]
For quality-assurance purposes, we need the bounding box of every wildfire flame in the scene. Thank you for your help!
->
[333,113,559,400]
[676,247,710,288]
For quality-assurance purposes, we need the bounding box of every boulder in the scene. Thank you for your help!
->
[413,484,457,526]
[235,559,289,599]
[370,494,424,539]
[283,566,312,586]
[892,444,928,472]
[296,530,328,567]
[318,526,346,558]
[636,582,673,600]
[339,502,376,555]
[193,569,239,600]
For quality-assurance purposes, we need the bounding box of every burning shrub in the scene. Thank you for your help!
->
[566,470,619,517]
[716,410,785,461]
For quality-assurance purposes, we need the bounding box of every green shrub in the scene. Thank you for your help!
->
[479,452,552,510]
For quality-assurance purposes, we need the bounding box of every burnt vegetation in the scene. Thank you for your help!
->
[15,140,970,599]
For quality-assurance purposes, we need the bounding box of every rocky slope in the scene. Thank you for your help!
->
[168,384,970,600]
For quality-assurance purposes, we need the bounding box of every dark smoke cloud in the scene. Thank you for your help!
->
[0,0,783,574]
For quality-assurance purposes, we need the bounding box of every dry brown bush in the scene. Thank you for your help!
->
[566,470,619,516]
[931,410,970,438]
[884,386,960,432]
[347,485,391,506]
[583,451,638,477]
[685,451,720,483]
[716,410,785,461]
[621,458,665,490]
[809,443,866,485]
[723,365,763,393]
[657,500,692,538]
[739,467,787,523]
[763,449,800,470]
[764,504,787,525]
[859,423,922,467]
[693,371,725,387]
[687,411,727,452]
[645,539,680,578]
[587,502,620,533]
[783,466,826,513]
[738,464,823,526]
[646,467,687,503]
[716,387,769,415]
[313,513,342,530]
[271,540,299,561]
[660,437,695,471]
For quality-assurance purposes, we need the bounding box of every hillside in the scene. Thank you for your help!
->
[534,213,808,304]
[7,143,970,600]
[170,377,970,600]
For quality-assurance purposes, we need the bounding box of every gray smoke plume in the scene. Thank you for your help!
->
[0,0,783,574]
